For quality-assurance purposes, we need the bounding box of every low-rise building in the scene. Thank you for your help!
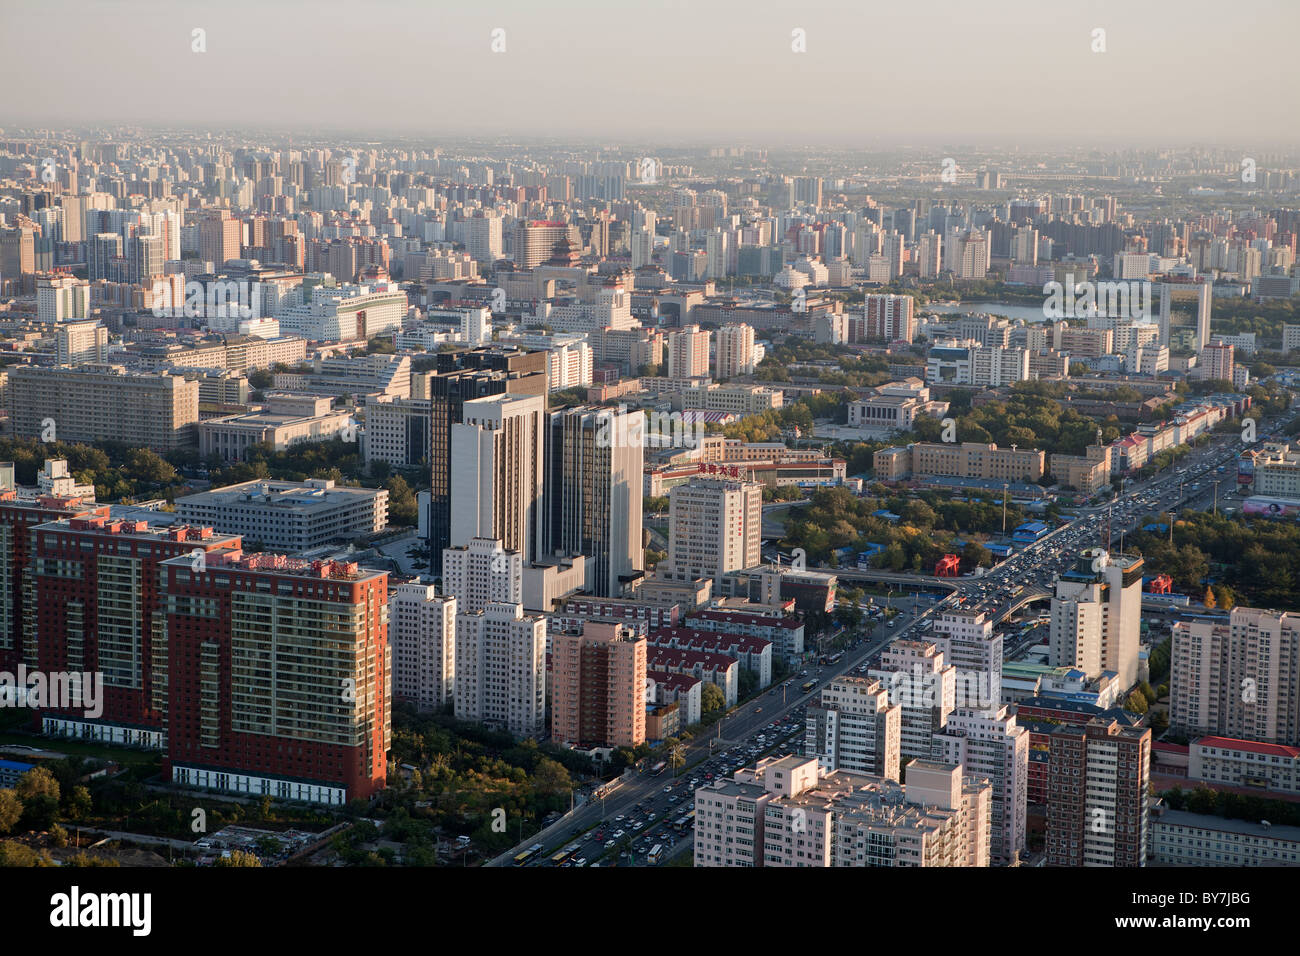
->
[174,478,387,553]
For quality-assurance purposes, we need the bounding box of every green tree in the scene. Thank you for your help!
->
[16,767,60,803]
[385,475,419,526]
[1125,690,1149,715]
[701,682,726,716]
[0,790,21,835]
[213,850,263,867]
[532,758,572,796]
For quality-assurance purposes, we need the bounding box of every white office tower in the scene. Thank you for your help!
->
[450,392,546,563]
[714,323,756,379]
[1048,548,1144,690]
[442,537,523,614]
[871,640,956,762]
[55,320,109,365]
[37,275,91,324]
[389,582,456,712]
[932,705,1028,865]
[662,477,762,584]
[545,406,644,597]
[454,601,546,736]
[666,324,711,378]
[465,213,503,263]
[931,609,1003,706]
[1170,606,1300,745]
[460,306,492,347]
[805,676,901,780]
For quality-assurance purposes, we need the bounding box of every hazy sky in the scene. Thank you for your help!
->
[3,0,1297,147]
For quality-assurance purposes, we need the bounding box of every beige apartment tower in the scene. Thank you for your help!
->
[551,622,647,749]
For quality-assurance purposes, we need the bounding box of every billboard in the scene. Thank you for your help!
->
[1238,451,1256,488]
[1242,496,1300,519]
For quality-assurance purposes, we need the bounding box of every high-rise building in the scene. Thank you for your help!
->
[694,755,991,868]
[666,324,711,379]
[1171,606,1300,745]
[1046,719,1151,867]
[1158,280,1212,351]
[930,608,1003,706]
[1195,341,1235,383]
[805,676,901,779]
[54,321,109,365]
[425,347,547,574]
[512,220,583,269]
[860,294,916,343]
[661,477,762,585]
[871,640,956,762]
[199,212,241,267]
[1049,548,1144,690]
[714,323,756,379]
[545,406,643,597]
[29,513,241,746]
[388,581,456,712]
[550,621,647,749]
[932,705,1029,864]
[450,392,547,563]
[37,275,90,324]
[453,601,546,736]
[442,537,522,615]
[159,550,390,804]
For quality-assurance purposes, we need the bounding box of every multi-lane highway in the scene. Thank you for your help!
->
[492,400,1295,868]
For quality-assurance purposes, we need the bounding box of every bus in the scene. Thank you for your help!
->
[550,842,581,866]
[650,761,667,776]
[647,844,664,865]
[800,680,817,694]
[821,652,843,666]
[514,843,544,866]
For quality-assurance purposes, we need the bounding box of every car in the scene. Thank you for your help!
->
[613,829,625,839]
[604,839,615,849]
[755,707,763,714]
[632,823,643,831]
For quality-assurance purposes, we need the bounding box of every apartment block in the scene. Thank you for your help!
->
[550,621,647,749]
[694,755,991,868]
[159,551,390,805]
[870,640,956,762]
[1170,606,1300,745]
[662,477,762,586]
[805,676,901,780]
[1046,719,1151,867]
[932,705,1029,864]
[441,537,523,615]
[454,602,546,736]
[714,323,756,378]
[388,581,456,712]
